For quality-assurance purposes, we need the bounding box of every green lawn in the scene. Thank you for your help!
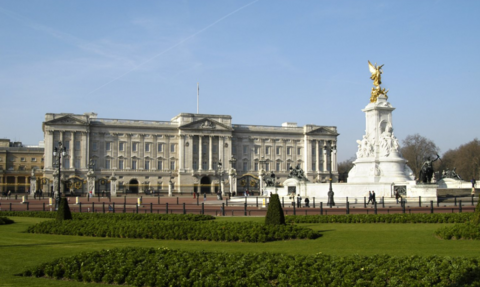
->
[2,217,480,286]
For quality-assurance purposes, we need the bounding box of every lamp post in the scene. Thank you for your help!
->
[53,142,67,210]
[168,170,174,197]
[270,171,277,195]
[324,142,336,207]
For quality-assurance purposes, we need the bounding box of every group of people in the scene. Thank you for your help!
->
[367,190,377,205]
[293,194,310,208]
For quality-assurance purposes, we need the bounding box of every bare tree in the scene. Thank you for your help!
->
[401,134,440,178]
[438,139,480,180]
[337,157,355,183]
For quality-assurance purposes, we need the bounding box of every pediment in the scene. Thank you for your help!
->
[306,127,338,136]
[44,115,88,126]
[179,118,232,131]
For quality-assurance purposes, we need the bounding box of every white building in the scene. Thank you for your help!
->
[42,112,338,195]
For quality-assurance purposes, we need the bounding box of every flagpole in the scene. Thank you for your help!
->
[197,83,199,114]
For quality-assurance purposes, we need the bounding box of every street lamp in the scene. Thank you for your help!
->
[53,142,67,210]
[324,142,336,207]
[259,156,266,195]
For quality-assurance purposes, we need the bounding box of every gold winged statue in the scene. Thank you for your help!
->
[368,60,384,87]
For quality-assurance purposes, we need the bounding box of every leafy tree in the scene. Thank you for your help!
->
[401,134,440,178]
[337,157,355,182]
[265,194,285,225]
[56,198,72,221]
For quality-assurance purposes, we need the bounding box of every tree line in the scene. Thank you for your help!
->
[337,134,480,182]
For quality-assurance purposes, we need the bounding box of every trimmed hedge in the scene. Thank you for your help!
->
[21,247,480,286]
[265,194,285,225]
[26,220,320,242]
[0,216,14,225]
[435,222,480,240]
[286,213,473,224]
[55,198,72,221]
[0,211,215,221]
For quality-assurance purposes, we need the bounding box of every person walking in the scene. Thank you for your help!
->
[297,194,302,208]
[372,191,376,205]
[367,191,372,204]
[395,189,400,204]
[203,193,207,202]
[305,197,310,208]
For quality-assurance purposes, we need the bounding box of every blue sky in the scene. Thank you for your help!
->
[1,0,479,161]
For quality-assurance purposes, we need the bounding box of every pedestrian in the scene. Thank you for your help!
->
[193,191,196,199]
[7,190,11,199]
[108,204,113,213]
[367,191,372,204]
[203,193,207,202]
[305,197,310,208]
[372,191,376,205]
[395,189,400,204]
[297,194,302,208]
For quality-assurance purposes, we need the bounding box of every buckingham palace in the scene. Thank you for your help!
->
[42,112,338,196]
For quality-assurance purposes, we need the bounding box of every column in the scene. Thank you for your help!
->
[82,132,88,169]
[69,131,74,169]
[45,131,54,168]
[126,134,132,169]
[199,136,203,171]
[316,140,320,173]
[303,135,309,172]
[165,135,170,168]
[208,136,213,170]
[332,141,337,172]
[139,134,145,169]
[14,176,18,193]
[186,135,193,171]
[323,141,328,172]
[179,134,185,172]
[282,139,287,171]
[112,134,119,169]
[152,135,157,170]
[225,136,232,164]
[219,136,224,167]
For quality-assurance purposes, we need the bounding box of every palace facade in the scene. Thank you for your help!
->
[42,112,338,195]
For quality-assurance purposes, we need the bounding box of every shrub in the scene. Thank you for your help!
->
[55,198,72,221]
[265,194,285,225]
[0,216,14,225]
[285,213,473,224]
[21,247,480,286]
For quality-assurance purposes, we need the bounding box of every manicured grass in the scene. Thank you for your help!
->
[2,217,480,286]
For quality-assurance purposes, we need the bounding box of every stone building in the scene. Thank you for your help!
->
[42,112,338,195]
[0,139,44,194]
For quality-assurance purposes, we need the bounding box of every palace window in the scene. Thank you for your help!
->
[119,142,125,151]
[287,162,291,170]
[276,147,281,155]
[31,158,36,162]
[74,159,80,169]
[193,161,198,170]
[213,145,218,153]
[265,163,270,171]
[243,146,248,154]
[132,143,138,152]
[64,141,70,151]
[254,162,258,171]
[170,161,175,170]
[276,162,281,171]
[145,160,150,170]
[119,160,124,169]
[266,146,271,155]
[92,142,98,151]
[202,161,208,170]
[75,141,81,150]
[254,146,259,154]
[170,144,175,153]
[106,142,111,151]
[145,143,151,152]
[157,143,163,152]
[132,160,137,170]
[287,147,292,155]
[157,160,163,170]
[21,157,26,162]
[105,159,111,169]
[297,147,302,155]
[243,162,248,171]
[232,146,236,154]
[63,158,70,169]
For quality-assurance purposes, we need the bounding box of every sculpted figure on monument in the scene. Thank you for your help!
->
[368,61,384,87]
[288,164,309,181]
[419,154,440,183]
[356,135,374,158]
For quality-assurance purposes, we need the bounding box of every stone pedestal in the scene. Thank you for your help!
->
[87,171,96,195]
[110,175,117,197]
[348,95,414,183]
[30,175,36,196]
[168,182,173,197]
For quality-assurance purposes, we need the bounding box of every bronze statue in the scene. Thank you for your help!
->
[368,60,384,87]
[419,154,440,183]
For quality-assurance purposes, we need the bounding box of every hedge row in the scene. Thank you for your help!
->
[285,213,473,224]
[0,211,215,221]
[0,216,14,225]
[22,247,480,286]
[26,220,320,242]
[435,222,480,240]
